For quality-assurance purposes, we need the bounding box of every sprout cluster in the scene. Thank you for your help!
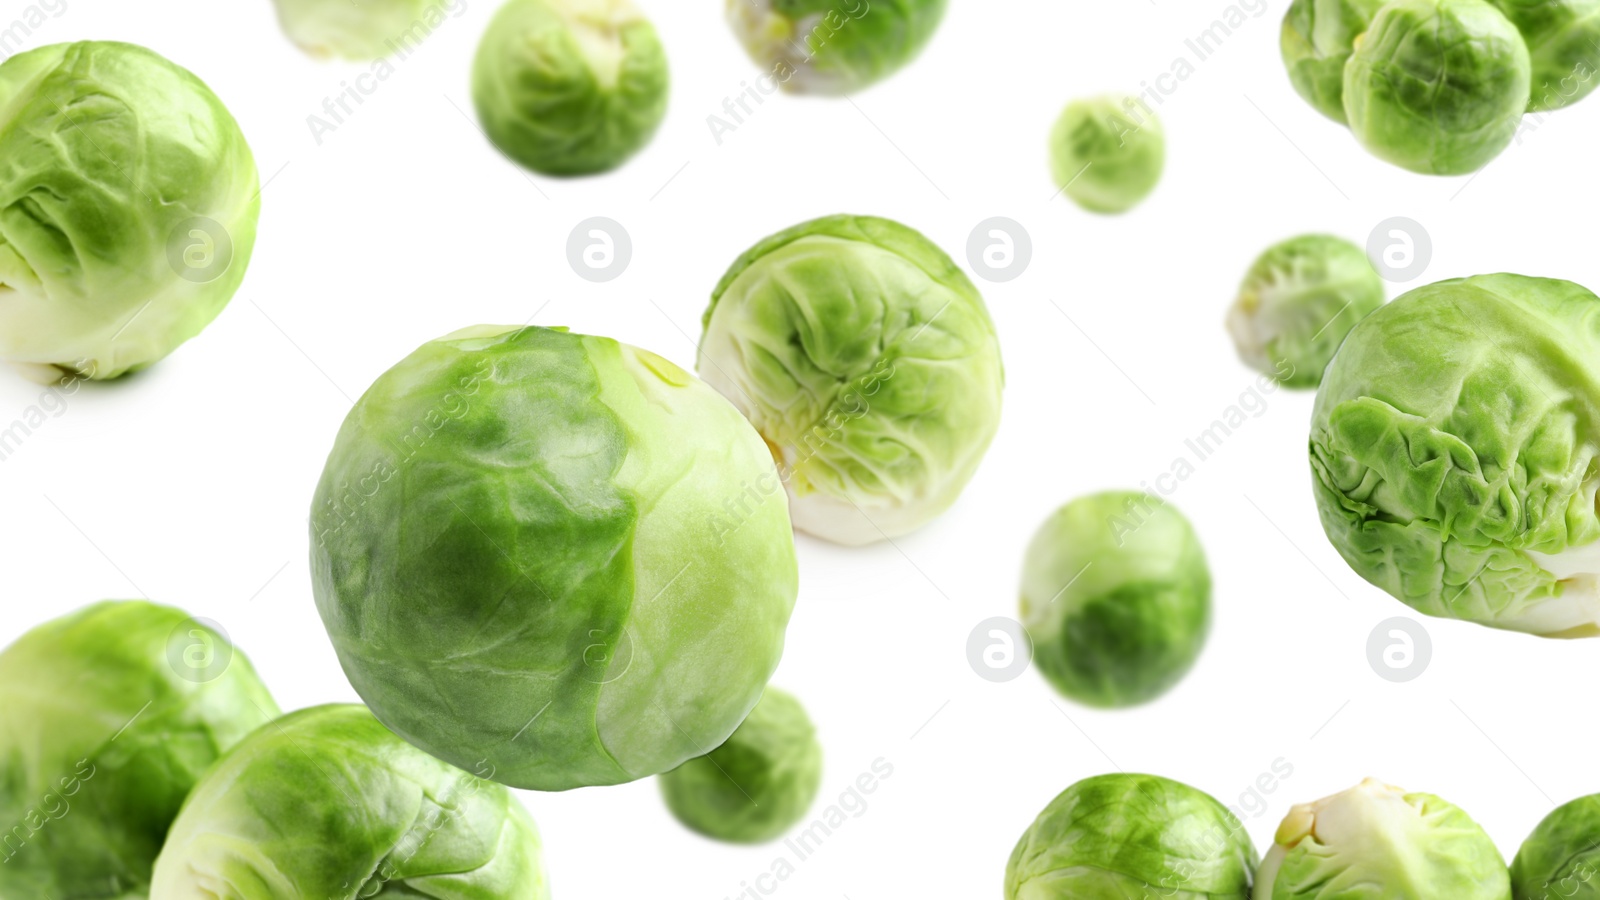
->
[1283,0,1600,173]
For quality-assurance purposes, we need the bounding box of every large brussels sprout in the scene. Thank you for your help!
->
[0,42,260,383]
[1511,794,1600,899]
[150,705,549,899]
[1048,95,1165,214]
[1311,273,1600,637]
[1488,0,1600,110]
[1281,0,1387,122]
[1006,773,1257,899]
[1343,0,1530,175]
[0,601,278,899]
[311,325,799,791]
[726,0,947,95]
[697,214,1004,546]
[659,687,822,844]
[1255,779,1510,899]
[1019,492,1211,708]
[271,0,462,60]
[1226,234,1385,389]
[472,0,669,176]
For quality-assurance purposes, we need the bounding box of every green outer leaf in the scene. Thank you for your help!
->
[1005,773,1257,900]
[471,0,669,176]
[0,600,279,899]
[1310,274,1600,635]
[726,0,947,94]
[1227,234,1386,389]
[697,214,1003,545]
[1281,0,1388,123]
[0,41,259,379]
[1487,0,1600,111]
[1019,492,1211,708]
[1511,794,1600,899]
[150,704,550,899]
[1343,0,1530,175]
[659,687,823,844]
[270,0,450,60]
[1048,95,1165,214]
[311,326,797,791]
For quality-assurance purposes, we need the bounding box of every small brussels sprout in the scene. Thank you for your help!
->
[725,0,947,95]
[697,214,1004,546]
[1048,95,1165,214]
[271,0,457,59]
[1255,779,1510,899]
[0,601,278,899]
[1019,492,1211,708]
[1280,0,1387,122]
[1311,273,1600,636]
[1488,0,1600,111]
[659,688,822,844]
[312,325,798,791]
[0,42,260,383]
[472,0,669,176]
[1226,234,1385,389]
[1006,773,1257,899]
[1343,0,1530,175]
[1511,794,1600,899]
[151,704,550,898]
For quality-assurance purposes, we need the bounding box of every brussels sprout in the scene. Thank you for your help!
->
[1343,0,1531,175]
[1255,779,1510,899]
[311,325,798,791]
[1226,234,1385,389]
[0,601,278,899]
[1511,794,1600,899]
[1019,492,1211,708]
[150,704,549,898]
[696,214,1004,546]
[1048,95,1165,214]
[271,0,460,59]
[0,42,260,383]
[1488,0,1600,111]
[1311,273,1600,636]
[659,687,822,844]
[472,0,669,176]
[1006,773,1257,899]
[725,0,947,95]
[1281,0,1387,122]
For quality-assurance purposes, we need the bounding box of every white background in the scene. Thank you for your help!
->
[2,0,1598,897]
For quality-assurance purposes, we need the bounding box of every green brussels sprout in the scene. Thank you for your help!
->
[1006,773,1257,899]
[659,687,822,844]
[1255,779,1511,899]
[0,41,260,383]
[1511,794,1600,899]
[1019,492,1211,708]
[1281,0,1387,122]
[1311,273,1600,637]
[472,0,669,176]
[0,601,279,899]
[696,214,1004,546]
[1226,234,1386,389]
[1048,95,1165,214]
[725,0,947,95]
[311,325,799,791]
[271,0,461,59]
[151,704,550,898]
[1488,0,1600,111]
[1343,0,1531,175]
